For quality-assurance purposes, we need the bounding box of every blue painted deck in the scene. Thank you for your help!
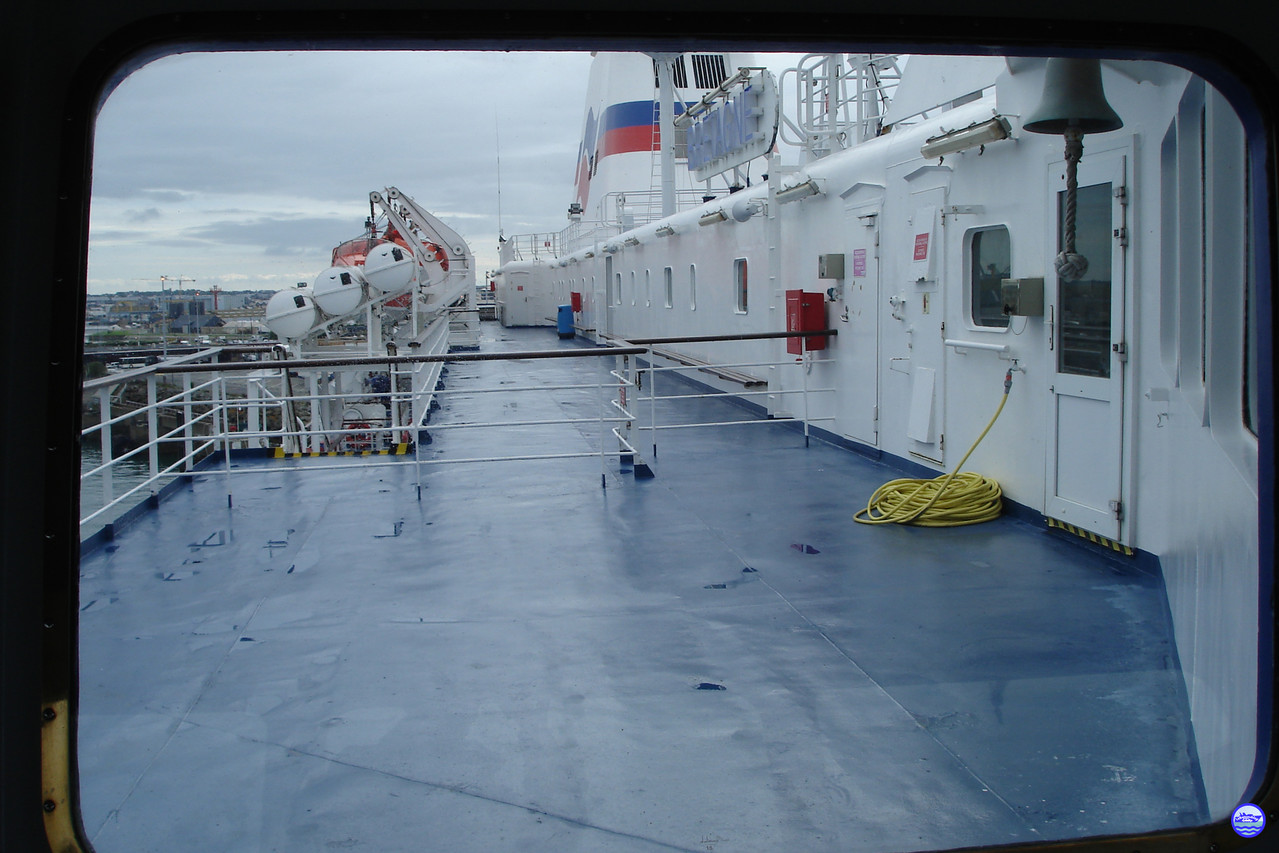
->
[78,324,1205,852]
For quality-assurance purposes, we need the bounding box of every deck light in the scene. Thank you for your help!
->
[774,179,821,204]
[603,243,620,254]
[919,116,1012,159]
[655,224,676,237]
[698,209,728,227]
[623,235,641,247]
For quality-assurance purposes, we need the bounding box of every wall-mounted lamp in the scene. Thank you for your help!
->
[919,116,1012,160]
[775,179,821,204]
[623,235,641,247]
[698,209,728,227]
[655,224,676,238]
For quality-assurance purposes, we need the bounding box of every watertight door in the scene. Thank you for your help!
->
[837,197,882,446]
[1045,151,1128,542]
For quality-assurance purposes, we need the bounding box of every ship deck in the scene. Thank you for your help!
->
[78,324,1206,853]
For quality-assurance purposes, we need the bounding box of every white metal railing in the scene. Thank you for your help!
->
[79,331,838,539]
[778,54,902,160]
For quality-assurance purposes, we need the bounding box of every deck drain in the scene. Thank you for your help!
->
[791,543,820,554]
[695,682,726,691]
[741,567,757,573]
[704,583,727,589]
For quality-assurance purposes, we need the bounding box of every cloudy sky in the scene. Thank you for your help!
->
[88,49,813,297]
[87,50,601,295]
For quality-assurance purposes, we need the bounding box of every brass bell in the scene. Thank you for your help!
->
[1023,58,1123,135]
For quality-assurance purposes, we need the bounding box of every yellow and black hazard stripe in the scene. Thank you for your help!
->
[274,444,410,458]
[1045,517,1133,556]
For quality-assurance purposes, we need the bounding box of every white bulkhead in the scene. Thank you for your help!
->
[498,52,1261,819]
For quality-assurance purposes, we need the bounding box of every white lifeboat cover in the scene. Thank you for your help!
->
[313,265,368,317]
[363,242,416,295]
[265,289,320,340]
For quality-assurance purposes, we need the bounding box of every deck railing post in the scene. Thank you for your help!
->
[97,386,114,508]
[221,375,233,508]
[182,372,194,471]
[599,354,607,489]
[802,350,811,448]
[649,354,657,462]
[146,374,159,485]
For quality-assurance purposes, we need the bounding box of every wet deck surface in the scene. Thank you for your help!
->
[78,324,1206,852]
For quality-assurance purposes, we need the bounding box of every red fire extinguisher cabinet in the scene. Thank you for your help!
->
[786,290,827,354]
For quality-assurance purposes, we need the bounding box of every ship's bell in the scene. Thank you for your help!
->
[1023,58,1123,135]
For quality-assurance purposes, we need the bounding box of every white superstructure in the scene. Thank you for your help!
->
[497,52,1261,818]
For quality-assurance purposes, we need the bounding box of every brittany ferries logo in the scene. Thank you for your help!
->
[686,70,779,182]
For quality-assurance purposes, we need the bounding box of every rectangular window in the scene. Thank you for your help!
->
[613,272,621,307]
[689,264,697,310]
[630,270,636,306]
[644,269,651,306]
[734,258,748,313]
[1057,183,1112,378]
[664,267,673,308]
[970,227,1011,328]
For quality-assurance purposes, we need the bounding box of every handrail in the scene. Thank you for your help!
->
[80,336,839,538]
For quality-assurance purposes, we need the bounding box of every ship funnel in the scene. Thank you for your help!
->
[1023,58,1122,135]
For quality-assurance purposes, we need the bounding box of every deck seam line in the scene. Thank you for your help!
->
[644,471,1039,835]
[88,493,342,844]
[177,716,706,853]
[751,572,1038,833]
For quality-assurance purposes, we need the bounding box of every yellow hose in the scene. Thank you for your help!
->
[854,370,1011,527]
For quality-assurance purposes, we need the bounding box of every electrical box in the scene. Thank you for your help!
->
[817,254,845,279]
[1001,277,1045,317]
[786,290,827,354]
[570,291,582,312]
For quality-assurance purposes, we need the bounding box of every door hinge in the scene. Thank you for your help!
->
[1112,341,1128,362]
[1109,499,1124,520]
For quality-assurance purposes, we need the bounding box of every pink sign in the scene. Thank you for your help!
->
[852,248,867,278]
[913,233,930,261]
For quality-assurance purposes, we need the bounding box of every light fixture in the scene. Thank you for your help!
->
[583,250,595,258]
[655,224,676,238]
[623,235,641,247]
[775,179,821,204]
[698,209,728,227]
[602,243,620,254]
[919,116,1012,159]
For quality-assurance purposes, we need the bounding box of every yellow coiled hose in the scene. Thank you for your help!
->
[854,370,1012,527]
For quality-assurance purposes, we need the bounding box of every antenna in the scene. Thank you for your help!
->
[495,113,504,238]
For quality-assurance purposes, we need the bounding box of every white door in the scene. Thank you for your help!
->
[838,199,881,445]
[1045,151,1128,541]
[904,184,947,465]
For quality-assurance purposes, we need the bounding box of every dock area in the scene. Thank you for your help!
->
[78,325,1205,852]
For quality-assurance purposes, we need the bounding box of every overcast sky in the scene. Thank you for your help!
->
[88,50,602,295]
[88,49,811,297]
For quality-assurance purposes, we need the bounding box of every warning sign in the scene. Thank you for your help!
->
[913,232,930,262]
